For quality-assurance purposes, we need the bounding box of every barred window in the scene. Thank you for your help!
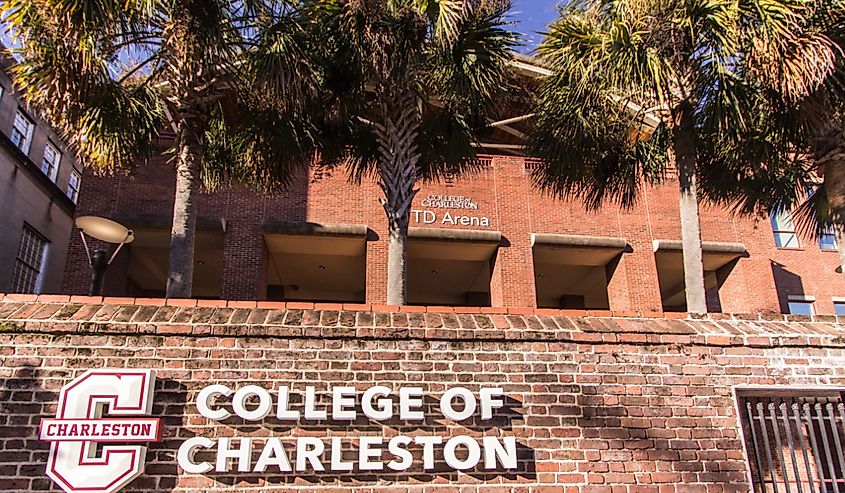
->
[737,389,845,493]
[41,143,61,182]
[10,110,34,155]
[10,225,48,294]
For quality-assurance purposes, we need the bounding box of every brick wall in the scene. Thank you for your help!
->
[1,296,845,492]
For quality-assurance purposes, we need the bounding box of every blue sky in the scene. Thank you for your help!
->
[511,0,563,52]
[2,1,563,54]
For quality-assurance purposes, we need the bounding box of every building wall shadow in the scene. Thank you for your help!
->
[0,365,55,491]
[771,261,806,313]
[573,382,751,489]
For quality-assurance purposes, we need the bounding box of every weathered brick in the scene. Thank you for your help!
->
[0,300,843,493]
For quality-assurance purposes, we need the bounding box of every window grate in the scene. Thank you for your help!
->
[10,225,48,294]
[740,394,845,493]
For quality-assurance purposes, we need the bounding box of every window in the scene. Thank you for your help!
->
[67,169,81,203]
[787,299,814,316]
[771,210,799,248]
[820,228,837,251]
[41,143,61,182]
[10,110,34,154]
[10,225,48,294]
[835,302,845,316]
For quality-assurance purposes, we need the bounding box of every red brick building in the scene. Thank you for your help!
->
[0,50,84,297]
[64,144,844,316]
[4,43,842,493]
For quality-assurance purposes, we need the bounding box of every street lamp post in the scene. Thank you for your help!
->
[75,216,134,296]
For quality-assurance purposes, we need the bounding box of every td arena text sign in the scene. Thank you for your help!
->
[412,194,491,227]
[40,370,518,493]
[178,384,517,473]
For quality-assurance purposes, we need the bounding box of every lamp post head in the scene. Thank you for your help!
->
[75,216,134,245]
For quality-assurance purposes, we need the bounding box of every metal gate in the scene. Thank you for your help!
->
[740,394,845,493]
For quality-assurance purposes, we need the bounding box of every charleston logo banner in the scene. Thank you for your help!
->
[39,370,161,493]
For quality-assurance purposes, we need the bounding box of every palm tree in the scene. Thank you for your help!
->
[527,0,831,313]
[299,0,517,305]
[3,0,322,298]
[695,0,845,279]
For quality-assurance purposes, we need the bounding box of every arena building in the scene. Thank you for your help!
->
[53,56,843,316]
[63,147,843,316]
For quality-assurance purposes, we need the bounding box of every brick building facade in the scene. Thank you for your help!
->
[64,146,844,316]
[1,296,844,492]
[0,48,83,296]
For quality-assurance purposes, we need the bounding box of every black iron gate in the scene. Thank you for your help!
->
[740,394,845,493]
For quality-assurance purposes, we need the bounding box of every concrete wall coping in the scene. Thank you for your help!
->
[108,213,225,232]
[1,295,843,349]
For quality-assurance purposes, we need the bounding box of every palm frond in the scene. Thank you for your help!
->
[417,107,479,181]
[4,0,324,191]
[530,0,840,221]
[246,12,321,113]
[73,82,164,172]
[414,0,464,43]
[529,1,672,209]
[793,184,834,238]
[426,0,517,121]
[300,0,516,184]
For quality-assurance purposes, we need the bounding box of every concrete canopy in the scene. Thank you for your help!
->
[653,240,748,310]
[531,233,628,310]
[263,222,368,303]
[406,228,501,306]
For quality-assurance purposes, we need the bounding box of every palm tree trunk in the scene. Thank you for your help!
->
[166,120,201,298]
[836,227,845,281]
[374,93,421,306]
[824,158,845,282]
[818,131,845,282]
[673,103,707,314]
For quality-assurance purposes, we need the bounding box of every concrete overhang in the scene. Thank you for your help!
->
[509,59,552,77]
[262,221,368,238]
[108,214,224,232]
[410,227,502,244]
[653,240,747,255]
[653,240,748,271]
[532,233,628,267]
